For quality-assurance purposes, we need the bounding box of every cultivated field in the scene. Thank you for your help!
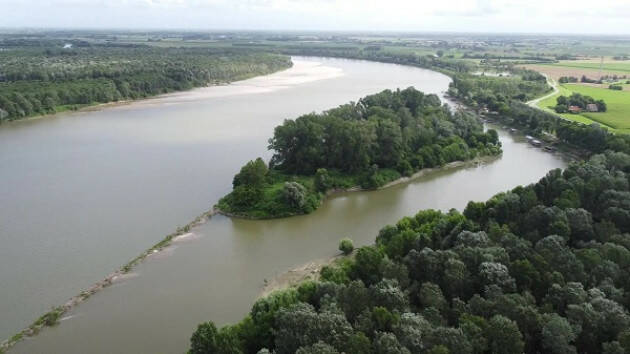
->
[525,59,630,81]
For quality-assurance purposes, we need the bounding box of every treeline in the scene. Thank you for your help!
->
[559,76,579,84]
[191,151,630,354]
[0,45,291,121]
[272,46,475,74]
[218,88,501,218]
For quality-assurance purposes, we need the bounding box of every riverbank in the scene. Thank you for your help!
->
[259,254,347,298]
[215,155,501,221]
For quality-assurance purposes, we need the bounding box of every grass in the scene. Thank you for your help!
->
[537,83,630,134]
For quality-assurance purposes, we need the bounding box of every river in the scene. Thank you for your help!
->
[2,57,568,353]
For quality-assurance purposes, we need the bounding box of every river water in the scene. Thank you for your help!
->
[2,57,568,353]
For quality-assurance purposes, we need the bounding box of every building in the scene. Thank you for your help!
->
[568,105,582,113]
[586,104,599,112]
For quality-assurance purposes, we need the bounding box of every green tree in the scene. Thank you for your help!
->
[541,314,577,354]
[486,315,524,354]
[339,238,354,255]
[233,158,268,188]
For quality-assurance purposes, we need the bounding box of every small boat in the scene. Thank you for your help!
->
[530,139,542,147]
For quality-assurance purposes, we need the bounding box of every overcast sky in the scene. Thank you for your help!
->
[2,0,630,34]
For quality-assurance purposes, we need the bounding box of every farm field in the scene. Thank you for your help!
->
[553,60,630,72]
[537,83,630,133]
[525,60,630,81]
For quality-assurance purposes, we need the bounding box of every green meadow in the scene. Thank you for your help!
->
[537,84,630,133]
[548,61,630,73]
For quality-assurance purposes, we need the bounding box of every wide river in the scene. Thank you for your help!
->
[2,57,568,353]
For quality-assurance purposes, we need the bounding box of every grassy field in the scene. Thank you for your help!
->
[549,60,630,73]
[537,83,630,133]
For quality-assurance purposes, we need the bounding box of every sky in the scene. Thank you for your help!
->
[2,0,630,35]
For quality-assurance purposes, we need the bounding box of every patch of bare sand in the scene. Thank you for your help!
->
[259,255,346,298]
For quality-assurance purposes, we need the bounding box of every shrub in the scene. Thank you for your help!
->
[339,238,354,255]
[283,182,307,210]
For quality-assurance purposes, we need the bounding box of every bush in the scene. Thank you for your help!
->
[339,238,354,255]
[609,85,623,91]
[283,182,307,210]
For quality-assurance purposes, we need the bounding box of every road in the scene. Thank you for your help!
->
[527,74,559,108]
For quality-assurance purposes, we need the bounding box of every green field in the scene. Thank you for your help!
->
[546,61,630,73]
[537,83,630,133]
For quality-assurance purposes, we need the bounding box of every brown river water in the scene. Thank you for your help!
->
[0,57,568,353]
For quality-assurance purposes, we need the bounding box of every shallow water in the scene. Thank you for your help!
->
[9,57,569,352]
[0,57,451,343]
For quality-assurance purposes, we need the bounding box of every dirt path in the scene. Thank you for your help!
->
[528,74,559,108]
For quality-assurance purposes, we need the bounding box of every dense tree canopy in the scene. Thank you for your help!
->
[193,151,630,354]
[268,87,500,175]
[0,43,291,121]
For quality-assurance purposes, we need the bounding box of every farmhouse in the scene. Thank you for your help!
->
[586,103,599,112]
[568,105,582,113]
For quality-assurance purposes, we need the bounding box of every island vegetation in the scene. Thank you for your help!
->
[191,150,630,354]
[0,43,291,121]
[217,88,501,219]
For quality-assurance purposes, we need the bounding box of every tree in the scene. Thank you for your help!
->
[190,322,243,354]
[345,332,372,354]
[486,315,524,354]
[541,314,577,354]
[339,238,354,255]
[250,289,300,350]
[275,303,353,354]
[419,282,447,311]
[233,158,268,188]
[338,280,370,322]
[478,262,516,293]
[314,168,331,192]
[296,341,339,354]
[351,247,384,286]
[373,332,411,354]
[190,322,220,354]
